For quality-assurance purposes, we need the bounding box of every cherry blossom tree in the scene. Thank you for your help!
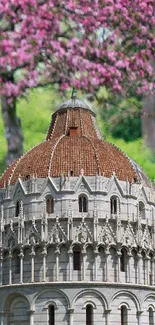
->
[0,0,154,165]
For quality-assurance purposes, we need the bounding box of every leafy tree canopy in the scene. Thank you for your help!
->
[0,0,154,101]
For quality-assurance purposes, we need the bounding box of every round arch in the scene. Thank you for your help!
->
[147,305,155,312]
[109,192,122,200]
[142,294,155,310]
[144,294,155,302]
[85,243,94,249]
[44,300,58,310]
[110,194,121,214]
[2,292,30,312]
[83,301,97,309]
[72,242,82,250]
[118,302,131,310]
[71,288,108,310]
[45,195,54,214]
[110,290,141,311]
[3,292,30,325]
[138,200,146,219]
[78,193,88,213]
[32,288,71,311]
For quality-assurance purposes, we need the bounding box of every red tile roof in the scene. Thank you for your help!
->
[0,98,151,188]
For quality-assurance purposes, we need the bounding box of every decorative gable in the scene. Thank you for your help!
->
[121,220,138,247]
[74,218,93,243]
[4,221,18,248]
[24,217,40,245]
[48,217,67,244]
[98,217,116,245]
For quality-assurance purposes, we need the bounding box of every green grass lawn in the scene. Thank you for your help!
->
[0,88,155,181]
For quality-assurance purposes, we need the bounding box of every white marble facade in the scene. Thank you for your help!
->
[0,172,155,325]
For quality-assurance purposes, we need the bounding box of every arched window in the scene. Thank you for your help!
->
[73,246,81,270]
[7,297,29,325]
[110,196,119,215]
[13,250,20,274]
[46,197,54,214]
[79,195,88,213]
[120,249,126,272]
[86,304,93,325]
[149,307,154,325]
[139,201,145,219]
[121,305,128,325]
[15,200,20,217]
[48,305,55,325]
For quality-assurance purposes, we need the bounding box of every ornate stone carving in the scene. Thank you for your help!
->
[74,219,93,243]
[48,220,67,244]
[121,221,137,247]
[98,218,116,245]
[141,222,152,250]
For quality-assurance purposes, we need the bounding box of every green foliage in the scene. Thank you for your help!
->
[0,87,61,174]
[96,87,142,141]
[0,87,155,181]
[107,137,155,181]
[17,87,60,151]
[97,116,155,181]
[0,115,6,175]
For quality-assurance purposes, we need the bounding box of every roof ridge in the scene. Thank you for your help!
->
[48,135,66,177]
[82,135,100,175]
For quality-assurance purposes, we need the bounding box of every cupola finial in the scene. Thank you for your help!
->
[71,88,77,99]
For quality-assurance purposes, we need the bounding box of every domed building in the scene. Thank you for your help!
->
[0,93,155,325]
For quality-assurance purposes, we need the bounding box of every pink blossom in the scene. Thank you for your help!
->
[0,0,154,98]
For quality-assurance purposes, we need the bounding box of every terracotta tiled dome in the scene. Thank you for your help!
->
[0,96,152,187]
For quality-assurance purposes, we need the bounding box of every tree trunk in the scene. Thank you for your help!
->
[142,93,155,154]
[142,63,155,155]
[1,96,24,166]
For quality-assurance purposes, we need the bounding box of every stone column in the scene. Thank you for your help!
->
[68,309,74,325]
[29,310,35,325]
[137,310,143,325]
[0,312,5,325]
[68,249,73,281]
[117,197,120,215]
[146,256,150,285]
[9,251,12,285]
[41,220,44,242]
[105,249,110,282]
[55,248,60,282]
[137,252,142,284]
[153,257,155,285]
[94,250,99,281]
[93,216,98,242]
[82,249,86,281]
[105,309,111,325]
[0,249,3,285]
[42,246,47,282]
[30,247,35,283]
[128,253,132,283]
[117,251,121,283]
[19,250,24,284]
